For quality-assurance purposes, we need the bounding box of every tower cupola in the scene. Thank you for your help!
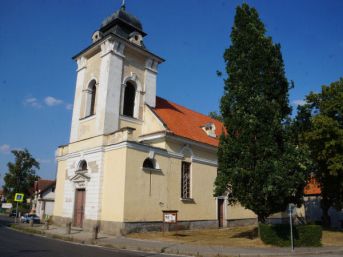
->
[94,2,146,47]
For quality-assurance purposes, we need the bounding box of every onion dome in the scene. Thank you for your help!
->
[99,2,146,40]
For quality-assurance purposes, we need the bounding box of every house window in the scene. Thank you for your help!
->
[123,82,136,117]
[85,80,97,117]
[181,162,191,199]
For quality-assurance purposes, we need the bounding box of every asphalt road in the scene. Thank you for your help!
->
[0,216,178,257]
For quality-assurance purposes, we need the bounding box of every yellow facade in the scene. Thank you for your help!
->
[54,101,224,234]
[101,148,127,222]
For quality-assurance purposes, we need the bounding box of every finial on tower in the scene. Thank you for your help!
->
[121,0,126,10]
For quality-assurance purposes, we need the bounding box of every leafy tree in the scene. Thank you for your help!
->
[3,149,40,202]
[296,78,343,226]
[214,3,310,223]
[209,111,223,121]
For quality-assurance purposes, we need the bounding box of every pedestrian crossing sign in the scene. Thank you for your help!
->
[14,193,24,202]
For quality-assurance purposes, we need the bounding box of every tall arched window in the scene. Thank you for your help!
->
[89,83,96,116]
[85,80,97,117]
[123,82,136,117]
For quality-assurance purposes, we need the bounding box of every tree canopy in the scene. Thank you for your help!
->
[214,3,310,222]
[208,111,223,121]
[295,78,343,226]
[3,149,40,202]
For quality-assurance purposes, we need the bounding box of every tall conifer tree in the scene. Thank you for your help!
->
[214,4,309,222]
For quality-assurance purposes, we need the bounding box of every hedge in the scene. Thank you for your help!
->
[259,224,322,247]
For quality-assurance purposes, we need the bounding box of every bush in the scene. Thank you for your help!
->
[296,225,322,246]
[259,223,322,247]
[259,224,290,247]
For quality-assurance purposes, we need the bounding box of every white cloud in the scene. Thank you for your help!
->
[44,96,63,106]
[23,97,42,108]
[65,103,73,110]
[292,99,306,106]
[24,96,69,110]
[0,144,10,154]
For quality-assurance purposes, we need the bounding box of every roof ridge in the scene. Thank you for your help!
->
[156,96,222,124]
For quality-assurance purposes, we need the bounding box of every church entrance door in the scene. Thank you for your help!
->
[73,189,86,227]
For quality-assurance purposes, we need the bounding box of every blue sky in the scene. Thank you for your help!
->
[1,0,342,186]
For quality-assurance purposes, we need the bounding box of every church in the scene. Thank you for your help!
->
[53,3,257,235]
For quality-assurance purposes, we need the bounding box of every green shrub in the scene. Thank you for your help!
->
[296,225,322,247]
[259,223,322,247]
[260,224,290,247]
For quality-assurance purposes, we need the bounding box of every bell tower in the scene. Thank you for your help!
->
[69,3,164,143]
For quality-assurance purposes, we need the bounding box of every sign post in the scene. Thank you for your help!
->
[289,203,295,252]
[14,193,24,223]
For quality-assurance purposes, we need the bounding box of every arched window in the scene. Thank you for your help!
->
[123,82,136,117]
[78,160,87,172]
[85,80,97,117]
[89,83,96,116]
[143,158,155,169]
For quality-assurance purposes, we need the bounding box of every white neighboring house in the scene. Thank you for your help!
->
[32,180,56,219]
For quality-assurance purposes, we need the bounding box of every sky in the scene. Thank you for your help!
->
[0,0,342,186]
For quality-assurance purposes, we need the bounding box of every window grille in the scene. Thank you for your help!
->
[181,162,191,199]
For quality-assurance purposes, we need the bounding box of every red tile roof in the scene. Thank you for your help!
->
[34,179,55,192]
[153,97,224,147]
[304,178,321,195]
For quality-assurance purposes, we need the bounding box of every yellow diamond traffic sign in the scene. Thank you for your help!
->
[14,193,24,202]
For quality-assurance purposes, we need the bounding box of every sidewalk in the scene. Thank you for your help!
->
[10,223,343,257]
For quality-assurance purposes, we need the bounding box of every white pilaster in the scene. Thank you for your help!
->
[96,39,125,134]
[144,58,158,107]
[69,56,87,143]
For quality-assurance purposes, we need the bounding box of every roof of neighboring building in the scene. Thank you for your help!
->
[153,96,224,147]
[34,180,56,193]
[304,178,321,195]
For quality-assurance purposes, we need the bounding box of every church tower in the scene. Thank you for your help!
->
[69,2,164,142]
[54,3,165,231]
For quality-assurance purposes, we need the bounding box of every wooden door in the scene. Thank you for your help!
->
[218,199,224,228]
[74,189,86,227]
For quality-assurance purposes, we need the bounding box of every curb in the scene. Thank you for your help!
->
[9,225,186,256]
[8,224,343,257]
